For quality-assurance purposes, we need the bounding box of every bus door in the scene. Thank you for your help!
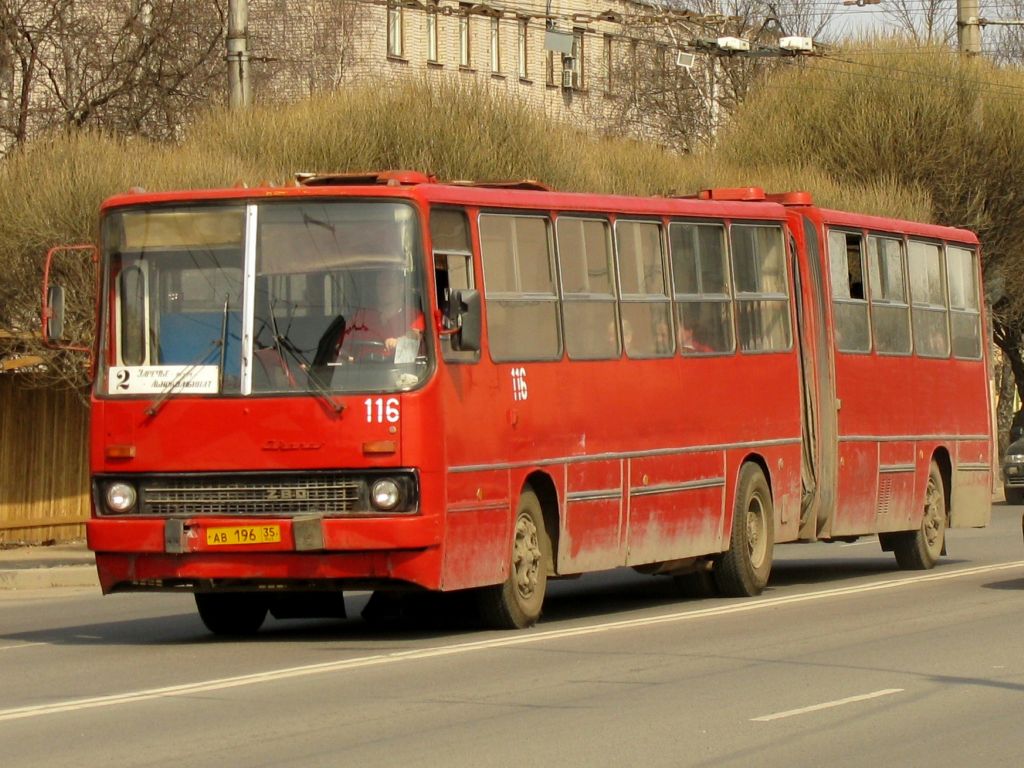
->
[791,214,840,539]
[431,206,506,590]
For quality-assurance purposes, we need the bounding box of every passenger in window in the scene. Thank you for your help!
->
[849,274,864,300]
[679,322,711,353]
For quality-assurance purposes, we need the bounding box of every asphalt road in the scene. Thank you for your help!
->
[2,504,1023,768]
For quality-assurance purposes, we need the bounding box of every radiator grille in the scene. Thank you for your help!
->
[139,474,363,516]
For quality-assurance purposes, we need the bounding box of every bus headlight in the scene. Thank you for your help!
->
[370,478,402,511]
[105,482,138,513]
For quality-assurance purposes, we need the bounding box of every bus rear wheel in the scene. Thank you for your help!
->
[890,461,946,570]
[715,463,774,597]
[195,592,268,636]
[478,488,549,629]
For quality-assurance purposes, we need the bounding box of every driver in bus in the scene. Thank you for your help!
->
[340,269,425,361]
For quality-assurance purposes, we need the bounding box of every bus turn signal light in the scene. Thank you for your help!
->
[362,440,397,455]
[105,444,136,459]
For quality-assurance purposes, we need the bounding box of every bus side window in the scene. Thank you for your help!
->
[827,229,870,353]
[731,223,791,353]
[430,207,478,362]
[867,235,911,355]
[557,216,618,360]
[908,239,949,358]
[479,213,561,362]
[946,245,981,359]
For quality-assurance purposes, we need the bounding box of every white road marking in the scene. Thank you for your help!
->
[752,688,904,721]
[0,560,1021,724]
[0,642,45,652]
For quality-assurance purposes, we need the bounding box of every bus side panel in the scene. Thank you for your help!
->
[624,451,725,566]
[875,441,917,533]
[441,469,511,590]
[831,441,878,536]
[951,439,992,528]
[560,459,625,573]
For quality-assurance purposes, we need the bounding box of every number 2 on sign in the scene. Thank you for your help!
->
[511,368,528,401]
[364,397,400,423]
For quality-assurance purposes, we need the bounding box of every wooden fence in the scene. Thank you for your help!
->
[0,377,89,544]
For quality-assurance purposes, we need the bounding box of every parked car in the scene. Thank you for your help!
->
[1002,437,1024,505]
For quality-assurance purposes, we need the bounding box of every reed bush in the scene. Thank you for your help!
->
[1,72,940,388]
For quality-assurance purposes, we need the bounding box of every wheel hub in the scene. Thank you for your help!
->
[513,514,542,599]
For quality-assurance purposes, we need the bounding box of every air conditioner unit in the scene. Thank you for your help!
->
[561,67,576,89]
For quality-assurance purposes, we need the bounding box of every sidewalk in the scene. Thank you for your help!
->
[0,541,98,590]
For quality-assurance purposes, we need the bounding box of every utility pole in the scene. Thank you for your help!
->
[958,0,982,56]
[227,0,251,109]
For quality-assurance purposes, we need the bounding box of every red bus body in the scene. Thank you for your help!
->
[80,174,992,629]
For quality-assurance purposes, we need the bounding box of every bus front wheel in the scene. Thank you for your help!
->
[478,488,549,629]
[888,461,946,570]
[195,592,268,636]
[715,463,774,597]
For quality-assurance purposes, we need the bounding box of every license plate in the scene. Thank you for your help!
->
[1009,467,1019,476]
[206,525,282,546]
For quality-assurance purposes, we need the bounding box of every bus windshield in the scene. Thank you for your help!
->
[100,199,429,398]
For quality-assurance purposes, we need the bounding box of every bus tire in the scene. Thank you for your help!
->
[891,461,946,570]
[195,592,268,636]
[715,463,774,597]
[1004,486,1024,506]
[478,488,549,629]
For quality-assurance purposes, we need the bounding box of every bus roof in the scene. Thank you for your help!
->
[98,171,978,245]
[99,173,790,222]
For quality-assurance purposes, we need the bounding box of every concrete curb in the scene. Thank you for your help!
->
[0,565,99,590]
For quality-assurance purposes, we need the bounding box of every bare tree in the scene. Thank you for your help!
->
[0,0,225,154]
[248,0,367,99]
[609,0,835,152]
[882,0,956,46]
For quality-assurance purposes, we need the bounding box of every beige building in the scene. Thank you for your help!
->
[247,0,704,144]
[0,1,713,154]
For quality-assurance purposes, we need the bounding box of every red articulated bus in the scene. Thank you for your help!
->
[43,171,993,634]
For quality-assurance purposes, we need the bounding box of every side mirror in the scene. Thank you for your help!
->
[44,285,65,342]
[41,244,98,353]
[450,289,481,352]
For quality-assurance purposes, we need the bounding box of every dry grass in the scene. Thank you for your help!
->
[0,71,948,386]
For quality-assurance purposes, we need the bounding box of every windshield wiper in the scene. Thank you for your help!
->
[273,327,344,414]
[144,340,221,418]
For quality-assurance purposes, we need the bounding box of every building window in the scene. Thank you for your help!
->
[491,16,501,72]
[604,34,613,92]
[426,5,438,63]
[569,28,584,89]
[518,18,528,79]
[387,0,403,58]
[459,4,471,67]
